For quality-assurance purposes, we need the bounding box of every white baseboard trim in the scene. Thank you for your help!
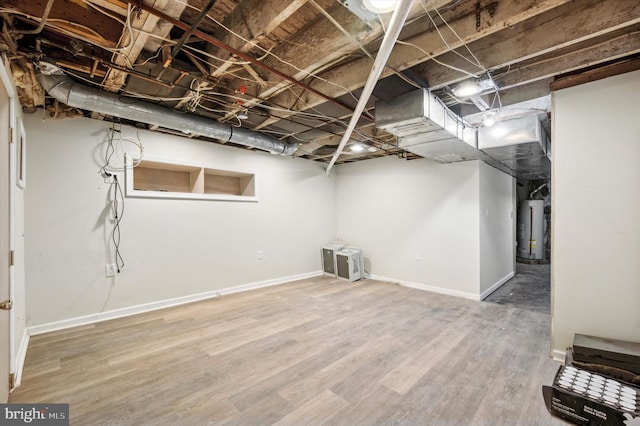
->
[370,274,480,301]
[480,271,515,300]
[12,330,29,389]
[28,271,323,336]
[552,349,566,363]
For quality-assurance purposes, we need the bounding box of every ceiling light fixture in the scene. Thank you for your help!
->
[351,143,366,152]
[237,111,249,120]
[482,111,496,127]
[452,80,482,98]
[362,0,398,14]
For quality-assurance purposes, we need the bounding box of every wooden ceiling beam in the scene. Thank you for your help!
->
[234,0,452,129]
[84,0,128,17]
[214,0,385,123]
[206,0,311,78]
[102,0,187,92]
[256,0,571,129]
[550,57,640,92]
[2,0,124,43]
[416,0,640,90]
[495,29,640,92]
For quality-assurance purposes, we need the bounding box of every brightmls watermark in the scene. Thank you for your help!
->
[1,404,68,425]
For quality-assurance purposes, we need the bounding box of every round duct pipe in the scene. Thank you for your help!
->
[36,63,298,156]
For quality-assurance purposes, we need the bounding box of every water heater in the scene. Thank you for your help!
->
[518,200,544,260]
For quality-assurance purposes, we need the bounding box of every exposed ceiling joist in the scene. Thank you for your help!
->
[417,0,640,89]
[494,29,640,91]
[260,0,572,129]
[3,0,639,167]
[206,0,311,78]
[102,0,187,91]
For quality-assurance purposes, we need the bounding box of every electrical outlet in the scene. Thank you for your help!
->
[105,264,116,277]
[415,252,422,261]
[257,250,263,260]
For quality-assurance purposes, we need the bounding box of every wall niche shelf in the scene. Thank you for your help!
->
[125,155,258,202]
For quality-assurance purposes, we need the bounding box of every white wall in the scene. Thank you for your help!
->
[552,70,640,357]
[479,161,515,297]
[335,156,481,299]
[24,114,336,327]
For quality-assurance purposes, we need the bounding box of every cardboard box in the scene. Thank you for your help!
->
[574,334,640,375]
[542,365,640,425]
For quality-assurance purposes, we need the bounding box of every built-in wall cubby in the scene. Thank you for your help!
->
[125,155,257,202]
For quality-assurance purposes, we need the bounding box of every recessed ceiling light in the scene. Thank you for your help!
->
[453,80,481,98]
[351,143,366,152]
[362,0,398,14]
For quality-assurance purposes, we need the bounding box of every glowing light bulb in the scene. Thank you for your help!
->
[453,81,481,97]
[363,0,398,13]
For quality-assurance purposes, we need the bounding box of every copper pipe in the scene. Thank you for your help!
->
[124,0,358,116]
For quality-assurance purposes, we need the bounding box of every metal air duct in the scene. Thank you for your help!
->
[36,63,298,156]
[478,115,550,179]
[375,88,479,163]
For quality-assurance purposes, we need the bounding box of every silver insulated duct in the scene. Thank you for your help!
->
[478,114,550,179]
[36,63,298,156]
[375,88,478,163]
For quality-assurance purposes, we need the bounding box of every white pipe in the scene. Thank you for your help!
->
[325,0,414,175]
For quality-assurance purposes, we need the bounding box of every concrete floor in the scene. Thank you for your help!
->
[485,262,551,314]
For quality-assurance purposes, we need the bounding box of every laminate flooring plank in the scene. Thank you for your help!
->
[379,327,469,395]
[277,334,401,408]
[203,313,320,356]
[9,276,565,425]
[222,393,292,426]
[227,338,367,412]
[272,390,349,426]
[323,384,403,425]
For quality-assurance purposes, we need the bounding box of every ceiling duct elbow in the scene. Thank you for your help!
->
[36,63,298,156]
[375,89,479,163]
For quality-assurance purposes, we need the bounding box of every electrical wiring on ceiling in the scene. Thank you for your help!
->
[393,39,478,79]
[171,0,364,105]
[60,64,357,143]
[422,7,484,71]
[1,4,139,65]
[60,68,192,103]
[418,0,504,112]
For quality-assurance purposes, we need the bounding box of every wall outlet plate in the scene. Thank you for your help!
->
[105,264,116,277]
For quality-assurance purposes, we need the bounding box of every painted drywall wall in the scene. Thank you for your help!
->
[335,156,481,298]
[1,55,27,383]
[552,70,640,356]
[24,114,336,326]
[479,161,515,298]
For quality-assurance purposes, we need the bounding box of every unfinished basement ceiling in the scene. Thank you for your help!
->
[1,0,639,173]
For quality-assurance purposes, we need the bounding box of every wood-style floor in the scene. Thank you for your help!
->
[10,276,566,425]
